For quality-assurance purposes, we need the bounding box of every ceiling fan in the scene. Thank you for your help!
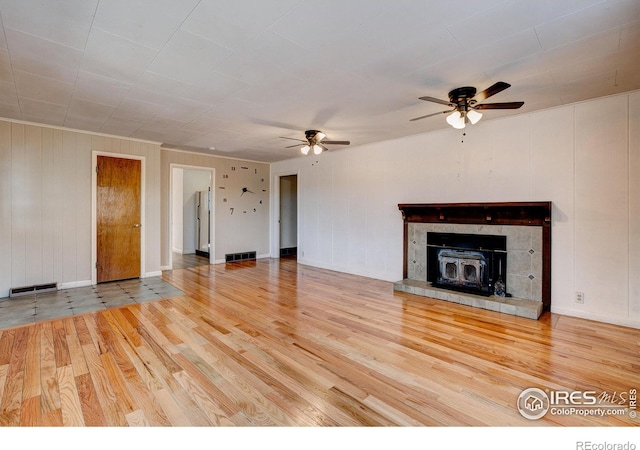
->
[410,81,524,129]
[280,130,350,155]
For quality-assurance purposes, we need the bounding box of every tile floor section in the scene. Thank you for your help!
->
[0,277,184,330]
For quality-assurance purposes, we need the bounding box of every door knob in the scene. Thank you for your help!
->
[133,223,141,228]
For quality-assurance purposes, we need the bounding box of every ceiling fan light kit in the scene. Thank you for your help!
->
[446,110,465,129]
[467,109,483,124]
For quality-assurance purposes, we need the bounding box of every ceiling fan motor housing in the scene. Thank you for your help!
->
[305,129,322,142]
[449,86,477,111]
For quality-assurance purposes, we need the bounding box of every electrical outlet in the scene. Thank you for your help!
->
[575,292,585,304]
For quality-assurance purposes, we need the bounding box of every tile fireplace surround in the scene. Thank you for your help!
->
[395,202,552,320]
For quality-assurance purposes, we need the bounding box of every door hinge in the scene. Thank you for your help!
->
[95,261,98,268]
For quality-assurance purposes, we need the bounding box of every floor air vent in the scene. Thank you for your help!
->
[280,247,297,257]
[10,282,58,297]
[225,251,257,262]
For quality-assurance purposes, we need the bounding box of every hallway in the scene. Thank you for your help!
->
[170,252,210,270]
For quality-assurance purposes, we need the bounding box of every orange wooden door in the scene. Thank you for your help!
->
[97,156,141,283]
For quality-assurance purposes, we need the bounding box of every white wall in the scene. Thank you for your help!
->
[0,119,162,297]
[631,91,640,320]
[270,91,640,329]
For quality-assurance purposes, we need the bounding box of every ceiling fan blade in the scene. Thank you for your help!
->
[322,140,350,145]
[319,144,329,152]
[419,96,452,106]
[280,136,306,142]
[285,144,303,148]
[474,101,524,110]
[473,81,511,103]
[409,110,452,121]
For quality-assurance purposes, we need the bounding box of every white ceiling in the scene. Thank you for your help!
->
[1,0,639,162]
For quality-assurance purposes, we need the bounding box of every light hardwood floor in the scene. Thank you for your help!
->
[0,258,638,426]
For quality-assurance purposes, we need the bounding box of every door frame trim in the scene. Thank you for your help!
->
[91,151,146,285]
[168,163,215,269]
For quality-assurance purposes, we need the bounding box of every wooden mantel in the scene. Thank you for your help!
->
[398,202,552,311]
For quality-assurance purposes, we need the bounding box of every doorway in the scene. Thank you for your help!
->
[95,155,142,283]
[279,175,298,258]
[170,165,215,270]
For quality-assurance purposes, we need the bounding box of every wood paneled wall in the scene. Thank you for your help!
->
[0,120,161,297]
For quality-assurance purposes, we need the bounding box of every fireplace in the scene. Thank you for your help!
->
[427,232,507,297]
[396,202,552,317]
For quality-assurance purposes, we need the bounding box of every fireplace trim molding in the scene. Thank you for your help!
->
[398,202,552,311]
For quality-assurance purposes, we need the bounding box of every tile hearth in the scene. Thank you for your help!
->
[394,279,543,320]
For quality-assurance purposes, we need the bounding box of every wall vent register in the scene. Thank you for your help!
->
[225,251,257,262]
[10,282,58,298]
